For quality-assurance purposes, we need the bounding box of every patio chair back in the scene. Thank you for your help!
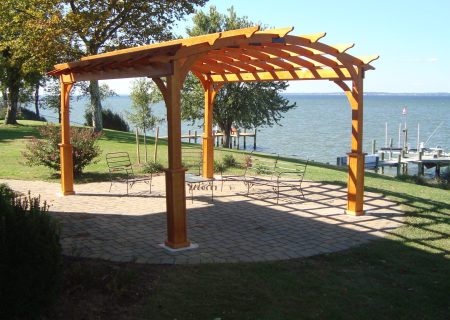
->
[182,148,203,175]
[105,152,152,194]
[275,160,308,181]
[106,152,134,177]
[244,155,278,180]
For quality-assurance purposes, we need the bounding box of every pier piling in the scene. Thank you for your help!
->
[418,151,424,176]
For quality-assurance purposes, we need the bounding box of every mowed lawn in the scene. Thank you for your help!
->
[1,121,449,319]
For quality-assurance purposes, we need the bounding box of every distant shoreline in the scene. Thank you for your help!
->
[58,92,450,98]
[281,92,450,97]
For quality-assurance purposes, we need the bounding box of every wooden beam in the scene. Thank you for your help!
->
[298,32,326,43]
[197,58,242,73]
[255,27,294,37]
[152,77,168,104]
[195,61,230,74]
[209,68,352,83]
[355,55,380,66]
[69,63,173,81]
[53,44,181,71]
[210,50,276,72]
[284,35,377,70]
[330,43,355,54]
[205,54,258,72]
[280,45,341,67]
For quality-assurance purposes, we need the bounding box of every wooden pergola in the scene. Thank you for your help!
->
[49,26,378,249]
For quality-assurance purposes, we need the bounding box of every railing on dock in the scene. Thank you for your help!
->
[337,139,450,177]
[161,128,258,150]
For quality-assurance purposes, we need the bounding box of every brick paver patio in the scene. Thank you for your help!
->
[1,176,404,264]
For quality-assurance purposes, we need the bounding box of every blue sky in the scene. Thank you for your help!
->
[106,0,450,94]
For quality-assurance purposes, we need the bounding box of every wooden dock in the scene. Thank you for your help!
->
[338,149,450,177]
[161,128,258,149]
[380,154,450,176]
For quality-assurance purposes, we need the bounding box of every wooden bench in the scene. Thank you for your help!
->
[106,152,152,194]
[243,155,308,203]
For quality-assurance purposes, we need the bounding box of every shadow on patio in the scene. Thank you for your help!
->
[49,181,404,264]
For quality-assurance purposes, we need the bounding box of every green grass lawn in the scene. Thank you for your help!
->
[1,121,449,319]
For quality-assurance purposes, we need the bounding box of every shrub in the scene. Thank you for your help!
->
[0,182,15,199]
[214,160,226,173]
[22,124,102,177]
[84,108,130,132]
[0,184,62,319]
[0,106,6,120]
[435,168,450,189]
[18,107,47,121]
[396,174,427,186]
[143,160,164,174]
[222,154,238,168]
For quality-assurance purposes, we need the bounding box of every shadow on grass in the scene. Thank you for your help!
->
[0,123,41,142]
[47,180,450,319]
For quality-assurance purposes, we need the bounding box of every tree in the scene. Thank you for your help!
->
[64,0,208,132]
[41,78,64,123]
[80,82,117,123]
[127,79,162,162]
[0,0,67,125]
[181,6,296,147]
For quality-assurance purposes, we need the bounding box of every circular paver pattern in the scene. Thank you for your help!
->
[1,177,404,264]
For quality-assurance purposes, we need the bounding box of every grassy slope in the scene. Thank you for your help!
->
[2,121,450,319]
[0,120,169,181]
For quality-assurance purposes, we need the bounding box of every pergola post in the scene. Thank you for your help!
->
[345,72,365,216]
[59,79,75,195]
[163,68,190,249]
[202,81,218,178]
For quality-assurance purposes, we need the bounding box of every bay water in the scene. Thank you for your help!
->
[38,94,450,165]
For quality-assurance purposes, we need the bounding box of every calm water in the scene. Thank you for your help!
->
[38,94,450,164]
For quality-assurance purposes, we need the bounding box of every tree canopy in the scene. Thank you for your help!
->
[64,0,207,131]
[181,6,296,147]
[1,0,208,126]
[0,0,68,124]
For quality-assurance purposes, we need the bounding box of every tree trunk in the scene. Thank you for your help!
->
[135,128,141,164]
[1,89,7,109]
[219,122,232,148]
[34,81,40,118]
[143,127,148,163]
[4,83,20,125]
[89,80,103,132]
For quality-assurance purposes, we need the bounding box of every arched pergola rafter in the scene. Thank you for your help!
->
[49,26,378,249]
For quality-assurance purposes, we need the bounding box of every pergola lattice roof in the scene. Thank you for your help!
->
[49,26,378,83]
